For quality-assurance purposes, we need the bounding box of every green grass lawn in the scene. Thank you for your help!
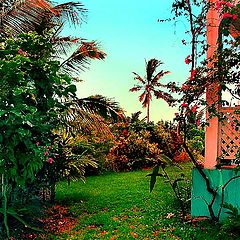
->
[42,164,239,239]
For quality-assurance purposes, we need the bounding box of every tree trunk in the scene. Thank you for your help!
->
[147,102,150,123]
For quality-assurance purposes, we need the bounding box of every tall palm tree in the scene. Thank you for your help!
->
[130,58,174,123]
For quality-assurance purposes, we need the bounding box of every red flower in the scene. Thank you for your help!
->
[232,14,237,20]
[44,151,49,156]
[181,84,190,91]
[122,129,129,137]
[190,69,197,80]
[215,1,222,10]
[181,102,188,107]
[196,119,201,126]
[191,105,198,113]
[17,48,27,56]
[185,55,191,64]
[222,12,237,20]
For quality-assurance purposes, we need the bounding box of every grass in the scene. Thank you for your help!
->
[40,163,239,239]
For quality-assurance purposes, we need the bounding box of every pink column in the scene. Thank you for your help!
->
[204,0,221,169]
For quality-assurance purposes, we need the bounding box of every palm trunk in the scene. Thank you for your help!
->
[147,102,150,123]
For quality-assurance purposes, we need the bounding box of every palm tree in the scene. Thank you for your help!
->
[130,58,174,123]
[0,0,106,76]
[0,0,124,129]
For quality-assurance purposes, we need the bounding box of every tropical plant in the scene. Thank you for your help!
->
[147,162,191,219]
[0,31,79,237]
[130,58,174,122]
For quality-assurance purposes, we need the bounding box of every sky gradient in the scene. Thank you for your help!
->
[63,0,191,122]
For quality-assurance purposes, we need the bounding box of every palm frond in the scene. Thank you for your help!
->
[129,86,142,92]
[152,70,170,84]
[58,95,125,136]
[52,36,84,57]
[59,41,106,75]
[69,95,125,122]
[61,108,114,137]
[133,72,145,84]
[0,0,56,36]
[139,92,146,103]
[153,90,175,106]
[53,2,87,27]
[146,58,162,81]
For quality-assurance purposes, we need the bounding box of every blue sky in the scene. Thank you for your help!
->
[63,0,191,122]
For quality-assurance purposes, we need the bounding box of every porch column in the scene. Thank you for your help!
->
[204,0,221,169]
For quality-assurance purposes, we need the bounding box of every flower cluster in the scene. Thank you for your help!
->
[17,48,28,56]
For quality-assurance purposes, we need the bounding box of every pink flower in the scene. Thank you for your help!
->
[47,158,54,164]
[44,151,48,156]
[17,48,27,56]
[185,55,191,64]
[216,1,222,10]
[35,142,40,146]
[196,119,201,126]
[181,102,188,107]
[225,2,234,7]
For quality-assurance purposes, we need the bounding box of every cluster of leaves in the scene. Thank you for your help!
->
[34,130,99,202]
[148,163,191,218]
[0,31,75,188]
[153,121,187,162]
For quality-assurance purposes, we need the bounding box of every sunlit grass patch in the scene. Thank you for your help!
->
[40,164,240,239]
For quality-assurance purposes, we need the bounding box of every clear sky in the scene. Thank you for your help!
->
[62,0,191,122]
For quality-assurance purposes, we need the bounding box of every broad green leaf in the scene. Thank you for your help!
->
[148,165,160,193]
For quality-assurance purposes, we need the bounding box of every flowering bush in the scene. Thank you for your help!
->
[107,128,161,171]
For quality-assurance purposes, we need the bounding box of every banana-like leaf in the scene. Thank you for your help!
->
[146,165,163,193]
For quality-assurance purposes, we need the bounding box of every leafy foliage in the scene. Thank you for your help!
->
[221,203,240,234]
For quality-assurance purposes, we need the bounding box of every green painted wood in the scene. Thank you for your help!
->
[191,168,240,220]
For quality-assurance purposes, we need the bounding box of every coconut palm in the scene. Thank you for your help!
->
[130,58,174,123]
